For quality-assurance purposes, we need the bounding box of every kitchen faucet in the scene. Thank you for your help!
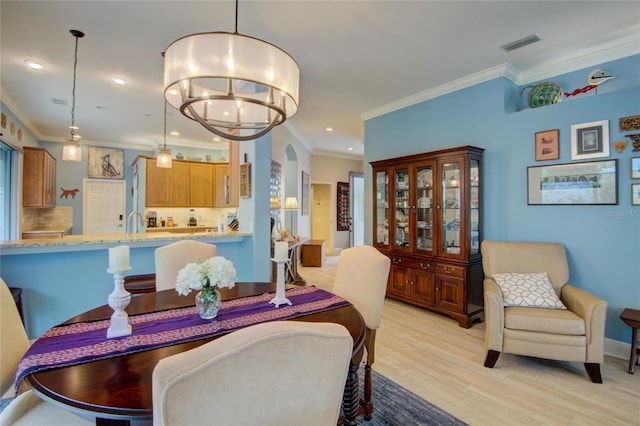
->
[126,211,144,237]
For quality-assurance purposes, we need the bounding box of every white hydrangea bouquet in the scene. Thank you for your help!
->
[176,256,236,319]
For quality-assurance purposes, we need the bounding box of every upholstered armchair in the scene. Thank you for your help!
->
[481,241,607,383]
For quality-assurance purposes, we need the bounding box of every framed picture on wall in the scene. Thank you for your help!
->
[527,159,618,205]
[337,182,350,231]
[534,129,559,161]
[631,157,640,179]
[301,171,310,215]
[239,163,251,198]
[571,120,609,160]
[632,183,640,205]
[88,147,124,179]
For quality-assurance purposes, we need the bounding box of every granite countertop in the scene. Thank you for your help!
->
[0,231,251,255]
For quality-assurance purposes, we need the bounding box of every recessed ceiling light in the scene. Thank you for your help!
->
[112,77,126,85]
[325,127,334,132]
[25,60,43,70]
[212,137,221,142]
[170,131,180,136]
[347,147,353,151]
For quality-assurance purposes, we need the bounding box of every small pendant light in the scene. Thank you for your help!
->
[156,101,172,168]
[62,29,84,162]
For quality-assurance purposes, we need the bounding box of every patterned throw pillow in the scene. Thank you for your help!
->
[492,272,566,309]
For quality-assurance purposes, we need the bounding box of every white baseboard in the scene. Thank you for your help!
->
[604,337,635,360]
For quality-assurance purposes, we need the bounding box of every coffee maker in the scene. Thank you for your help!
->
[189,209,197,227]
[147,211,157,227]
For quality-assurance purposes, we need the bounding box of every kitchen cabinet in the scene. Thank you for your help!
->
[371,146,484,328]
[23,147,56,208]
[146,159,190,207]
[144,154,238,208]
[190,163,214,207]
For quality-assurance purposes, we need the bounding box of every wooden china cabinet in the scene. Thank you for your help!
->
[371,146,484,328]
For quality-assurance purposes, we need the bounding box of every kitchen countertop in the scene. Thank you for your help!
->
[0,231,251,255]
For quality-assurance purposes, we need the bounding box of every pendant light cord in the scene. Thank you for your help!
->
[69,30,84,140]
[163,101,167,149]
[234,0,239,34]
[71,34,78,138]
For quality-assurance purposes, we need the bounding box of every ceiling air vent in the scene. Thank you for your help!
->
[51,98,68,105]
[501,33,542,52]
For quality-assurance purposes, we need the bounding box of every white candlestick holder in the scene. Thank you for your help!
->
[270,259,292,308]
[106,267,132,338]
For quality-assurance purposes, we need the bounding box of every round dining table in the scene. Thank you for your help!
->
[24,282,365,426]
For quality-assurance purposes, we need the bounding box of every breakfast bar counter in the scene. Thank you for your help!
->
[0,231,250,255]
[0,231,256,338]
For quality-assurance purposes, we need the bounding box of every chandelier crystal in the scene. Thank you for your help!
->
[62,29,84,162]
[163,1,299,141]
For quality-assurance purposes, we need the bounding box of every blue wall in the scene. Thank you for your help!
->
[364,55,640,343]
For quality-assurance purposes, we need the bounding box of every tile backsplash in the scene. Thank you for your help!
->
[22,206,73,232]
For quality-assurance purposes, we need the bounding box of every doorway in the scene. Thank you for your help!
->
[311,183,332,252]
[83,179,126,234]
[349,172,364,247]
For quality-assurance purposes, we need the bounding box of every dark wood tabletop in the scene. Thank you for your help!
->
[25,283,365,425]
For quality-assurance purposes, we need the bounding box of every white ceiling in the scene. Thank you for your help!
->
[1,1,639,158]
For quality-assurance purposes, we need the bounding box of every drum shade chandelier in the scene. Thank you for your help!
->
[156,101,172,168]
[163,0,299,142]
[62,29,84,161]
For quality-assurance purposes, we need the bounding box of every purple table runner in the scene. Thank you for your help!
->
[16,287,349,388]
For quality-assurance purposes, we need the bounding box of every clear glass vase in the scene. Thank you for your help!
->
[195,288,221,320]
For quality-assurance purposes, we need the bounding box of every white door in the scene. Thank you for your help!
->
[349,172,364,247]
[83,179,126,234]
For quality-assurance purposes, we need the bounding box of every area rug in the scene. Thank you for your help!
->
[362,369,468,425]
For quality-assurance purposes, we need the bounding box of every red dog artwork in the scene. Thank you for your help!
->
[60,188,80,199]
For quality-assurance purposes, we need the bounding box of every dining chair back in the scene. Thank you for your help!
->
[154,240,217,291]
[0,278,92,425]
[331,245,391,420]
[152,321,352,426]
[0,278,30,396]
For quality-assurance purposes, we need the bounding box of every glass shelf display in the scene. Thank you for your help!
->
[371,146,484,328]
[375,170,389,246]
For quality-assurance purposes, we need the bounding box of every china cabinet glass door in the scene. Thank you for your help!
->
[440,161,461,255]
[470,159,480,255]
[394,167,410,249]
[415,163,434,253]
[375,170,389,246]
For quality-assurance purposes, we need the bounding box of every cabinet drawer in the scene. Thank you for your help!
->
[436,264,464,278]
[390,256,435,272]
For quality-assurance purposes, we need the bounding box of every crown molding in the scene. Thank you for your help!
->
[361,35,639,121]
[311,149,364,161]
[361,63,514,121]
[0,87,45,141]
[515,34,640,85]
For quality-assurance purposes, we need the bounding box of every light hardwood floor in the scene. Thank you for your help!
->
[299,257,640,426]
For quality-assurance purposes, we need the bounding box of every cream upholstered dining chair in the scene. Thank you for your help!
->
[481,240,607,383]
[152,321,352,426]
[331,245,391,420]
[154,240,217,291]
[0,278,91,425]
